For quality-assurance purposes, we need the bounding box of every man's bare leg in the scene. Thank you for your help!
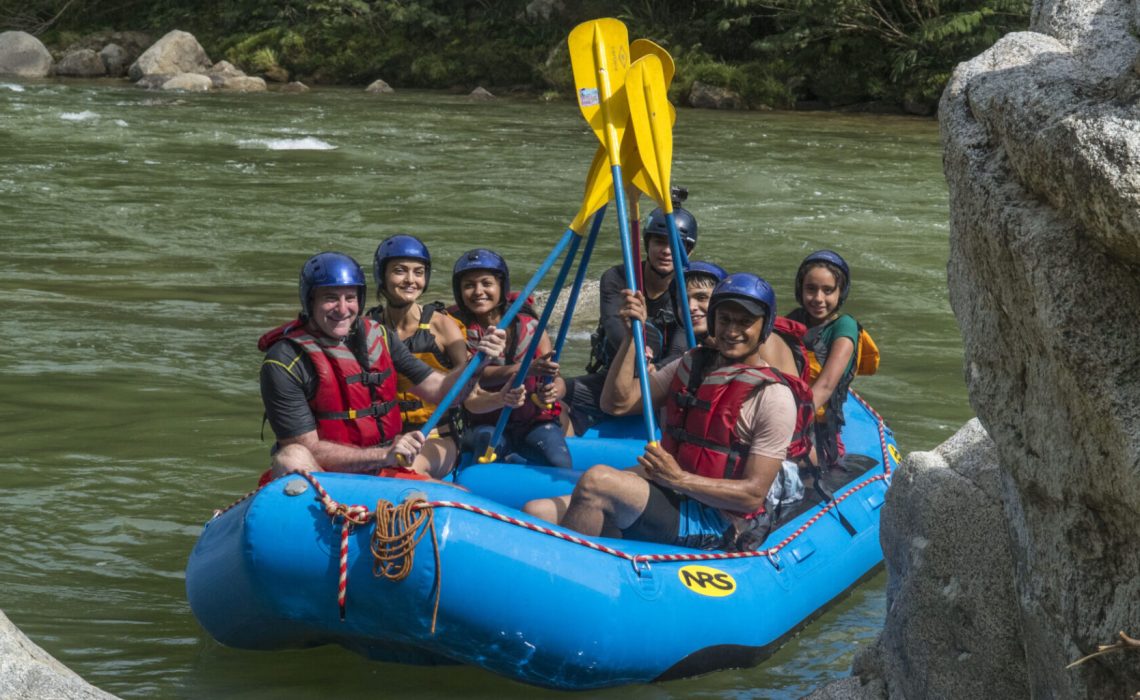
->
[523,494,572,523]
[560,465,653,538]
[412,435,459,480]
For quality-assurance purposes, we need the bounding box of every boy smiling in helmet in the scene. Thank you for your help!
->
[257,251,509,483]
[683,260,727,343]
[525,274,814,551]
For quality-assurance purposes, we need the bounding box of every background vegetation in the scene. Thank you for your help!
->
[1,0,1030,112]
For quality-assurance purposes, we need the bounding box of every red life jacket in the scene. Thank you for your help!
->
[258,316,403,447]
[662,348,815,516]
[772,316,812,385]
[464,313,561,427]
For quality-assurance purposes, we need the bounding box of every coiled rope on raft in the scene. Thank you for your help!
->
[370,497,441,633]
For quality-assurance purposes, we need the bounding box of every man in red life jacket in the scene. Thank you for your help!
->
[525,274,813,551]
[258,251,511,483]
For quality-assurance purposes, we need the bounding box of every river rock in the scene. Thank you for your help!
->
[687,80,742,110]
[129,30,211,82]
[0,609,119,699]
[469,86,495,100]
[809,2,1140,697]
[55,49,107,78]
[366,79,394,94]
[99,44,128,77]
[852,421,1027,699]
[134,73,174,90]
[0,31,53,78]
[280,81,310,93]
[940,0,1140,692]
[221,76,267,92]
[161,73,213,92]
[207,60,246,87]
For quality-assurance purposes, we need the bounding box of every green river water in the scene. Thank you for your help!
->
[0,80,969,698]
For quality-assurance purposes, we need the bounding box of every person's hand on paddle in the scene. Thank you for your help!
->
[533,376,564,407]
[618,289,656,369]
[498,383,526,409]
[529,351,560,378]
[638,442,686,489]
[387,430,426,467]
[619,289,648,328]
[472,327,508,361]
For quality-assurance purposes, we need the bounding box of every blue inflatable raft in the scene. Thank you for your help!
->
[186,391,898,689]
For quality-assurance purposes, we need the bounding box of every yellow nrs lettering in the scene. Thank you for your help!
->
[678,565,736,597]
[888,444,902,466]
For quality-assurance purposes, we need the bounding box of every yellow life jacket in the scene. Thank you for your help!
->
[801,322,878,422]
[805,325,879,381]
[854,326,879,376]
[369,302,465,431]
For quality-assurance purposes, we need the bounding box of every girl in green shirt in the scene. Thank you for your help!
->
[787,250,860,468]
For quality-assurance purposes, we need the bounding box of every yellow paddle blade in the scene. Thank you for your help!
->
[621,129,660,208]
[630,38,675,86]
[568,18,630,165]
[626,53,674,213]
[630,38,677,126]
[569,145,614,233]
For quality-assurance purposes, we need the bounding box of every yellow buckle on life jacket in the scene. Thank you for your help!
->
[347,408,357,419]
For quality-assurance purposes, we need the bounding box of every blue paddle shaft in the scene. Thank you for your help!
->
[666,212,697,349]
[420,228,578,437]
[551,206,606,363]
[487,230,584,453]
[610,164,658,443]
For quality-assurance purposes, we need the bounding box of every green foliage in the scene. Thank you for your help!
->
[11,0,1029,109]
[754,0,1030,108]
[675,47,795,109]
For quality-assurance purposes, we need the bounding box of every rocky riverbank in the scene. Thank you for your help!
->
[0,28,507,99]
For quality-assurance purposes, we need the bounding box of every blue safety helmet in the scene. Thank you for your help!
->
[644,206,698,250]
[299,251,367,318]
[373,234,432,300]
[794,249,850,306]
[685,260,728,286]
[707,272,777,342]
[452,248,510,311]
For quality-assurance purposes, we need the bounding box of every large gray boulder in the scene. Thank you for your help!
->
[55,49,107,78]
[128,30,211,81]
[0,609,119,699]
[851,421,1027,699]
[940,0,1140,695]
[0,31,53,78]
[811,1,1140,698]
